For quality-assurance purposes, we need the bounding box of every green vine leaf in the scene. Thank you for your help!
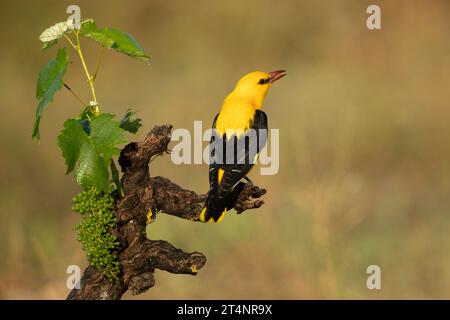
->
[57,119,86,174]
[57,114,126,191]
[76,142,111,192]
[80,19,149,62]
[32,47,69,141]
[119,109,142,134]
[89,114,127,162]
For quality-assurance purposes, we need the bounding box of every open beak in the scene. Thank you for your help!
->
[269,70,287,83]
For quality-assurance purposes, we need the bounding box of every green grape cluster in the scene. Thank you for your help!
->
[72,187,120,282]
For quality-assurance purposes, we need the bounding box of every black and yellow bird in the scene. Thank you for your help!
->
[200,70,286,222]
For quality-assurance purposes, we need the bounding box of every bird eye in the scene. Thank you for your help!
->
[258,78,265,85]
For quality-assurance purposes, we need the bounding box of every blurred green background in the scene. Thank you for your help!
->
[0,0,449,299]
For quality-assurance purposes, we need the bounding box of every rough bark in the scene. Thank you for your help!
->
[67,124,266,300]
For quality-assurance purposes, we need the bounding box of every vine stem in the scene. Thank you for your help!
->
[63,34,77,50]
[74,30,98,105]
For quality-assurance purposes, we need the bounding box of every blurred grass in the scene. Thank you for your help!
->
[0,0,449,299]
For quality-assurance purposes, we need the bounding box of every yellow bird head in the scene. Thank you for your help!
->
[230,70,287,108]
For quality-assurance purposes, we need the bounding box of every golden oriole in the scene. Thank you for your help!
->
[200,70,286,222]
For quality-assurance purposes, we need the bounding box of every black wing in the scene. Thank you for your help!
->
[207,110,268,210]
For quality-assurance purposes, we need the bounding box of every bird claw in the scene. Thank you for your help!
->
[234,185,267,214]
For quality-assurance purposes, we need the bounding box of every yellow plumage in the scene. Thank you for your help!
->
[218,168,225,183]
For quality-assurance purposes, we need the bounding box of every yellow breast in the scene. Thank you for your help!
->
[215,98,255,138]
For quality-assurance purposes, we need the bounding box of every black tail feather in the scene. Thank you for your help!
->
[200,181,247,222]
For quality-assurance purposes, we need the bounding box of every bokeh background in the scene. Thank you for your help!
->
[0,0,449,299]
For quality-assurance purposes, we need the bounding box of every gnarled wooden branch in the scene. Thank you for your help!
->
[67,124,266,300]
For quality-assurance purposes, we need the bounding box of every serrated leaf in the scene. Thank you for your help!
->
[119,109,142,134]
[79,19,149,61]
[39,21,68,42]
[98,28,149,61]
[76,142,110,191]
[57,114,126,191]
[32,47,69,141]
[90,114,127,161]
[79,19,96,35]
[57,119,86,174]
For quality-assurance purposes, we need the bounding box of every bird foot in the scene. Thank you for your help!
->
[234,184,267,214]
